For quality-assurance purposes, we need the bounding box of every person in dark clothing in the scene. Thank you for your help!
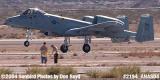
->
[51,45,58,63]
[54,51,58,63]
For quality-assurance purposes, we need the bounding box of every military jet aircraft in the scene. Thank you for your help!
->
[4,8,154,53]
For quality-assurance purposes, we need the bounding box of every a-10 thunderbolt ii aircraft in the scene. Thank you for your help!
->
[4,8,154,53]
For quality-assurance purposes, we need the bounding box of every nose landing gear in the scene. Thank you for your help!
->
[24,28,32,47]
[24,40,30,47]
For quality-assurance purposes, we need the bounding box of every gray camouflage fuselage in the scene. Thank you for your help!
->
[5,8,154,42]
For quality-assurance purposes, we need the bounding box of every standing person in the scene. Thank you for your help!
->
[54,51,58,63]
[51,45,58,63]
[40,42,48,64]
[51,45,58,56]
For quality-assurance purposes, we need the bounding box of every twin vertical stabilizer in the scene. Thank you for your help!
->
[135,14,154,42]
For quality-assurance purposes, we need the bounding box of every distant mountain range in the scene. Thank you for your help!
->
[0,0,160,24]
[0,0,160,10]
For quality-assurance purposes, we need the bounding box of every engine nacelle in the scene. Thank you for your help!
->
[82,16,94,23]
[93,15,123,24]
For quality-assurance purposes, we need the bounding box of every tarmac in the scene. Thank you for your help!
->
[0,38,160,74]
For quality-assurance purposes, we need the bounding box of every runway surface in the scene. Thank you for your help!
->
[0,38,160,43]
[0,38,110,45]
[0,38,160,47]
[0,38,160,74]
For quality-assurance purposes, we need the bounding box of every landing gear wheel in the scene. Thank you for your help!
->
[60,44,68,53]
[24,41,30,47]
[83,44,90,53]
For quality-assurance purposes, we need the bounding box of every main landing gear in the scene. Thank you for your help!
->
[24,28,32,47]
[83,36,91,53]
[60,36,91,53]
[60,37,70,53]
[22,29,91,53]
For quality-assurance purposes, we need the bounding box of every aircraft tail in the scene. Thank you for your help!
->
[135,14,154,42]
[117,15,129,30]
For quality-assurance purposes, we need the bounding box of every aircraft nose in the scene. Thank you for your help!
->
[4,18,12,25]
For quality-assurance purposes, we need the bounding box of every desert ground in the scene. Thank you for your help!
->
[0,38,160,75]
[0,0,160,79]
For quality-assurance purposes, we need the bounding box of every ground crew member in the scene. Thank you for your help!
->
[40,42,48,64]
[54,51,58,63]
[51,45,58,56]
[51,45,58,63]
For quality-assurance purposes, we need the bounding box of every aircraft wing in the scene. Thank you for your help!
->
[65,21,124,36]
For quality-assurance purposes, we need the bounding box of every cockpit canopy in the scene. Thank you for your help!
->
[21,8,46,16]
